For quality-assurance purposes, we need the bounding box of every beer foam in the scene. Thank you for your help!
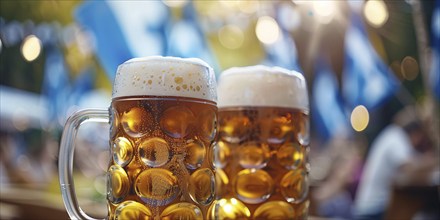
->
[218,65,309,110]
[112,56,217,102]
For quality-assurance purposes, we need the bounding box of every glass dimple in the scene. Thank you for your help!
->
[238,142,270,169]
[260,114,293,144]
[210,198,251,220]
[189,168,215,205]
[297,114,310,146]
[160,106,195,138]
[113,201,152,220]
[110,107,119,138]
[280,169,308,204]
[215,168,229,198]
[138,137,170,167]
[107,165,130,203]
[220,115,250,143]
[235,169,274,204]
[214,141,231,168]
[134,168,179,206]
[184,139,206,170]
[198,109,217,142]
[277,142,303,170]
[253,201,295,220]
[121,107,152,137]
[113,137,133,167]
[160,202,203,220]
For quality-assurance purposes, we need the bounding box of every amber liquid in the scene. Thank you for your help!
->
[108,96,217,219]
[214,107,310,220]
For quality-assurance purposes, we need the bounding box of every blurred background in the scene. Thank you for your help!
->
[0,0,438,219]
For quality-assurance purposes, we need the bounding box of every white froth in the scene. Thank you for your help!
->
[217,65,309,110]
[112,56,217,102]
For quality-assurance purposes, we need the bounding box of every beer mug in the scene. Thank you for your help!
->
[214,66,310,219]
[59,57,218,219]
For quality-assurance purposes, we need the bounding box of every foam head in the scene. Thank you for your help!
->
[217,65,309,110]
[112,56,217,102]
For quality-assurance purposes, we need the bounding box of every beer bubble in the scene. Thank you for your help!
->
[198,109,217,142]
[238,142,270,169]
[253,201,295,220]
[297,114,310,146]
[135,168,179,206]
[139,137,170,167]
[280,169,308,204]
[189,168,215,205]
[219,115,250,143]
[209,198,251,220]
[276,142,303,170]
[184,139,206,170]
[215,168,229,198]
[121,107,152,137]
[235,169,274,204]
[160,202,203,220]
[214,141,231,168]
[160,106,195,138]
[114,201,152,220]
[107,165,130,203]
[112,137,133,167]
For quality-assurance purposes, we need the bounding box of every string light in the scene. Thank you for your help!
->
[21,35,42,62]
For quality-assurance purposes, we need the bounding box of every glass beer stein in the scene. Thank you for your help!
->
[59,57,218,219]
[213,66,310,220]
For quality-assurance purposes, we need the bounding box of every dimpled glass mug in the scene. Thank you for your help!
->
[59,57,218,219]
[212,66,310,220]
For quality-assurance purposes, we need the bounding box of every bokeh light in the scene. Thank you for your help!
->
[351,105,370,132]
[255,16,280,45]
[312,1,337,23]
[401,56,419,81]
[162,0,189,8]
[218,25,244,50]
[364,0,389,28]
[21,35,42,62]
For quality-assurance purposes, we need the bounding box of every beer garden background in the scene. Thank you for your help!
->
[0,1,438,219]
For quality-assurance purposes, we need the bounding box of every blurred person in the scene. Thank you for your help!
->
[354,106,438,220]
[311,137,365,219]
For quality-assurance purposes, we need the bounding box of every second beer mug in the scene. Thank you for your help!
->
[214,66,310,220]
[59,57,218,219]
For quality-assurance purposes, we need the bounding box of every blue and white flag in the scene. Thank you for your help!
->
[75,1,169,80]
[343,14,398,109]
[313,57,350,140]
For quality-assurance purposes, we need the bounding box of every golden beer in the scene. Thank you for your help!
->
[214,66,310,220]
[108,96,217,219]
[107,57,218,219]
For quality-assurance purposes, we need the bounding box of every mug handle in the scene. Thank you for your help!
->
[59,109,109,220]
